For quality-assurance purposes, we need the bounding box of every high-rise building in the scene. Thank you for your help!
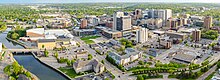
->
[113,11,124,30]
[147,9,172,21]
[192,29,201,42]
[203,16,213,29]
[136,28,148,43]
[135,9,142,19]
[80,19,88,29]
[116,16,132,31]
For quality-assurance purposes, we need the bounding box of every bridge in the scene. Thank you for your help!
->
[2,49,41,53]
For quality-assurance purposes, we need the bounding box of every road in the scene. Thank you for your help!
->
[197,65,217,80]
[73,37,135,80]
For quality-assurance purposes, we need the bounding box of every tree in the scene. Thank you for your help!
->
[217,61,220,68]
[88,54,93,60]
[54,51,58,58]
[11,33,19,40]
[44,50,49,57]
[66,60,72,66]
[101,60,105,64]
[137,75,144,80]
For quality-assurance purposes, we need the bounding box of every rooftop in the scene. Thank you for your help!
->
[38,39,56,43]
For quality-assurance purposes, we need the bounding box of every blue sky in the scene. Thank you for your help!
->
[1,0,220,3]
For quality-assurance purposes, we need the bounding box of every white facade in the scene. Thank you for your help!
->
[113,11,124,30]
[136,28,148,43]
[147,9,172,21]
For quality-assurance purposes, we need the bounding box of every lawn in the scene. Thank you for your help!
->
[80,36,100,44]
[58,67,81,78]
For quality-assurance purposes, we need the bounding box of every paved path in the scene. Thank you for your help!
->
[197,65,217,80]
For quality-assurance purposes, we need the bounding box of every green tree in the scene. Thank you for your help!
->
[137,75,144,80]
[11,33,19,40]
[88,54,93,60]
[44,50,49,57]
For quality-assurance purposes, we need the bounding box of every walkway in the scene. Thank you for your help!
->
[2,49,40,52]
[197,65,217,80]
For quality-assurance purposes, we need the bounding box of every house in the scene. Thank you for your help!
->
[73,59,105,74]
[108,48,142,66]
[37,39,56,50]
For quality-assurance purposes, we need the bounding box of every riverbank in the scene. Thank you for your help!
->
[31,53,72,80]
[5,37,29,48]
[0,51,39,80]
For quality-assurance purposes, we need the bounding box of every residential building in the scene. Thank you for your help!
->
[80,18,88,29]
[136,28,148,43]
[73,59,105,74]
[203,16,213,29]
[108,48,142,66]
[192,29,201,42]
[37,39,56,50]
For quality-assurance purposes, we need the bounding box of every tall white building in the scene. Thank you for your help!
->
[147,9,172,21]
[113,11,124,30]
[136,28,148,43]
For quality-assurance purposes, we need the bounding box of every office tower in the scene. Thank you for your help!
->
[113,11,124,30]
[147,9,172,21]
[135,9,142,19]
[136,28,148,43]
[116,16,132,31]
[192,29,201,42]
[80,19,88,29]
[203,16,213,29]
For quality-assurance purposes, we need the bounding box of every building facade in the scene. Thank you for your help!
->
[192,29,201,42]
[203,16,213,29]
[80,18,88,29]
[136,28,148,43]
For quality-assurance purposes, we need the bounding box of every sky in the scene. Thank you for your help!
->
[0,0,220,3]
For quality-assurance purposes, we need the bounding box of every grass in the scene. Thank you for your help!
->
[80,35,100,44]
[58,67,81,78]
[205,71,215,80]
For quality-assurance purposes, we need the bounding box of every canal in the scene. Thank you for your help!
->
[0,28,68,80]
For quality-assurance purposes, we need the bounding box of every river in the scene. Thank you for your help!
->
[0,28,68,80]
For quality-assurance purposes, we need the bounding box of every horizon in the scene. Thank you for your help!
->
[1,0,220,4]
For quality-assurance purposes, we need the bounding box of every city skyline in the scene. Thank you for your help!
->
[1,0,220,3]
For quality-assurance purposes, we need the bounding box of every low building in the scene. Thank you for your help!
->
[37,39,56,50]
[160,39,172,49]
[26,28,45,37]
[73,28,96,37]
[101,29,122,39]
[171,52,196,64]
[73,59,105,74]
[148,48,158,57]
[165,31,188,40]
[108,48,142,66]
